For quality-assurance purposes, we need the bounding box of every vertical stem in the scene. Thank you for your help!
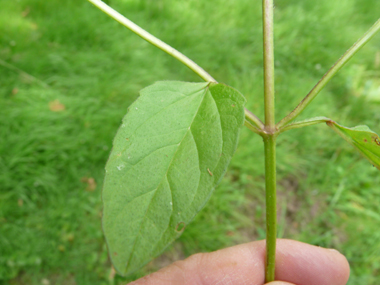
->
[263,0,275,129]
[264,134,277,282]
[262,0,277,283]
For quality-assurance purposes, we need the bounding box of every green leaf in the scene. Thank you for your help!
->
[102,81,246,276]
[327,121,380,169]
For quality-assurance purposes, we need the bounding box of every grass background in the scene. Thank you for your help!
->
[1,0,380,284]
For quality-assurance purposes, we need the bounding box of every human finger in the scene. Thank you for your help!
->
[265,281,295,285]
[274,239,349,285]
[128,239,349,285]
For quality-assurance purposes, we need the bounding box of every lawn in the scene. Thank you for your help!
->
[1,0,380,284]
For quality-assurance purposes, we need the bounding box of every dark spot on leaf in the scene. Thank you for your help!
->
[231,104,235,107]
[364,139,368,143]
[175,222,185,232]
[114,252,118,256]
[126,138,129,141]
[375,138,380,146]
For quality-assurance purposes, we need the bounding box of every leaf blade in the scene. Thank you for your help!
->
[102,81,246,275]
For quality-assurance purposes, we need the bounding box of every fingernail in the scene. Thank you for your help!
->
[328,248,340,253]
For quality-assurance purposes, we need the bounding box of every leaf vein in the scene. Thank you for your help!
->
[124,88,208,271]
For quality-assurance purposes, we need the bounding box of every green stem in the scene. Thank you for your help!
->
[277,18,380,128]
[262,0,277,282]
[263,0,276,130]
[86,0,216,82]
[263,133,277,282]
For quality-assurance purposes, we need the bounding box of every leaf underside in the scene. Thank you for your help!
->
[102,81,246,276]
[327,121,380,169]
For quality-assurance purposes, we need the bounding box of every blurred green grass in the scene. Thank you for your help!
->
[1,0,380,284]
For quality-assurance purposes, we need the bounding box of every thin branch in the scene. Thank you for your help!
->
[0,59,49,88]
[277,18,380,129]
[245,109,265,130]
[244,120,264,135]
[87,0,216,82]
[279,116,330,133]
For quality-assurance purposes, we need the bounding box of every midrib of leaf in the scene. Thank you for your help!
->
[149,88,229,261]
[208,95,226,185]
[106,88,208,231]
[124,85,217,272]
[182,93,224,213]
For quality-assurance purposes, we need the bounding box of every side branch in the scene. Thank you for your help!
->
[245,109,265,130]
[87,0,216,82]
[277,18,380,128]
[278,116,330,133]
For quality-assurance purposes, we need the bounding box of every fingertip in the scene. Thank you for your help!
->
[275,239,350,285]
[325,247,350,283]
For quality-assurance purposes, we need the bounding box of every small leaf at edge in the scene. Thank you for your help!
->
[327,121,380,169]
